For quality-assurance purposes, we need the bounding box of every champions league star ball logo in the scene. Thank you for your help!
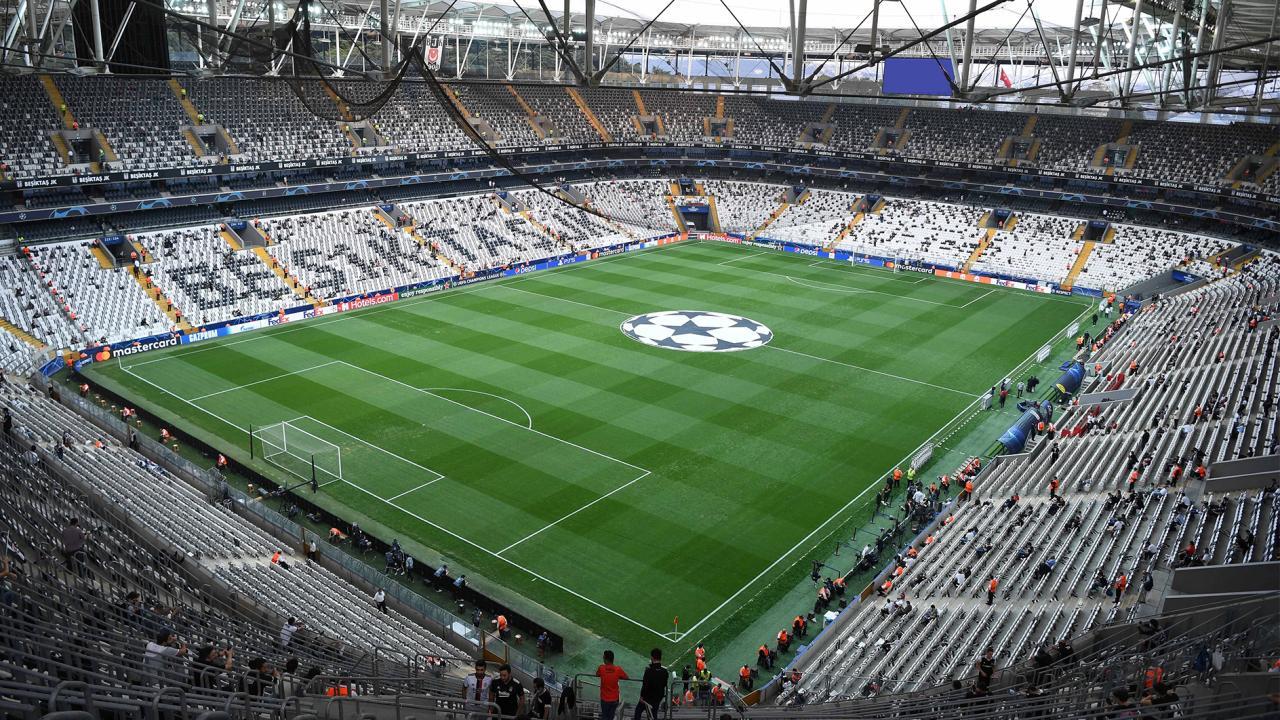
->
[620,311,773,352]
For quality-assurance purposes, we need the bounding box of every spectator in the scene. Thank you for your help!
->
[530,677,553,719]
[464,659,491,708]
[974,647,995,694]
[62,517,86,568]
[144,630,188,683]
[373,588,387,614]
[596,649,628,720]
[242,657,279,696]
[280,616,302,647]
[638,648,667,719]
[191,645,234,689]
[489,663,525,718]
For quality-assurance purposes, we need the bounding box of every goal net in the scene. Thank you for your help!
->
[251,421,343,487]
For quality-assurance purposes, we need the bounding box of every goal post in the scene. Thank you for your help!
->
[250,420,343,487]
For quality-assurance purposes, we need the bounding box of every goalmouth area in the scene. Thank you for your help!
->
[84,239,1092,663]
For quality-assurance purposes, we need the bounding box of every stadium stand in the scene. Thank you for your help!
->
[178,78,349,163]
[835,198,981,269]
[260,208,451,298]
[23,241,170,345]
[131,225,299,327]
[0,384,478,717]
[400,194,561,271]
[54,76,197,172]
[0,75,68,179]
[517,86,602,143]
[705,180,783,235]
[780,256,1279,709]
[452,83,544,146]
[762,189,861,247]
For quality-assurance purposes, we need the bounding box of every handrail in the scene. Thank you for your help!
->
[150,687,189,720]
[48,681,87,710]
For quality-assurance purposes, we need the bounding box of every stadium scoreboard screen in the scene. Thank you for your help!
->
[882,58,956,96]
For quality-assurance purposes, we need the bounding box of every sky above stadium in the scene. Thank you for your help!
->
[474,0,1132,32]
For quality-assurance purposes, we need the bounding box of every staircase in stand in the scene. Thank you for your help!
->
[250,247,324,308]
[129,271,194,332]
[963,230,995,273]
[565,87,612,142]
[89,244,115,269]
[40,74,75,129]
[824,211,865,253]
[1061,241,1097,291]
[220,229,243,251]
[750,200,790,240]
[631,89,648,116]
[0,317,47,350]
[506,84,547,139]
[168,79,202,124]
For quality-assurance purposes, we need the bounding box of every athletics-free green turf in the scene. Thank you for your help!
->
[86,240,1089,657]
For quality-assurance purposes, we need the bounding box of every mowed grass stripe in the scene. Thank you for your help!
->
[94,240,1087,649]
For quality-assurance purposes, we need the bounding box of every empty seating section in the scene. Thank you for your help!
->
[906,108,1022,163]
[133,225,297,326]
[56,76,196,171]
[763,189,859,247]
[0,75,67,178]
[0,74,1272,193]
[580,180,678,235]
[260,208,450,298]
[357,80,473,152]
[576,87,644,140]
[720,95,815,147]
[705,180,781,234]
[517,85,600,142]
[827,104,903,152]
[515,190,631,250]
[0,379,469,692]
[971,214,1079,284]
[179,78,349,162]
[837,199,979,268]
[0,252,81,351]
[1033,114,1124,171]
[24,241,169,345]
[788,257,1278,704]
[1128,120,1278,185]
[638,89,716,143]
[1082,226,1232,292]
[453,84,542,146]
[400,194,558,271]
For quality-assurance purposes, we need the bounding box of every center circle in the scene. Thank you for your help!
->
[619,311,774,352]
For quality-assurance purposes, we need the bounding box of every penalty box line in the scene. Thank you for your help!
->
[331,361,655,552]
[119,362,671,640]
[339,477,676,642]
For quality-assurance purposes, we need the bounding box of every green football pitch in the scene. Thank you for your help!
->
[86,240,1090,656]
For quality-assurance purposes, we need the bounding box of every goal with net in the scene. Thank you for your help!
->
[250,420,343,488]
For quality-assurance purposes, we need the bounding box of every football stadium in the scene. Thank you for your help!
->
[0,0,1277,718]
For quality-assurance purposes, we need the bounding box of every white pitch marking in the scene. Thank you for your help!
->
[387,477,446,500]
[785,275,869,294]
[422,387,534,430]
[497,470,652,554]
[339,479,677,640]
[764,345,978,398]
[336,361,650,474]
[957,288,998,309]
[187,361,340,401]
[715,250,770,266]
[294,414,446,481]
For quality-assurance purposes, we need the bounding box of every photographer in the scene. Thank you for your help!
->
[191,644,235,690]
